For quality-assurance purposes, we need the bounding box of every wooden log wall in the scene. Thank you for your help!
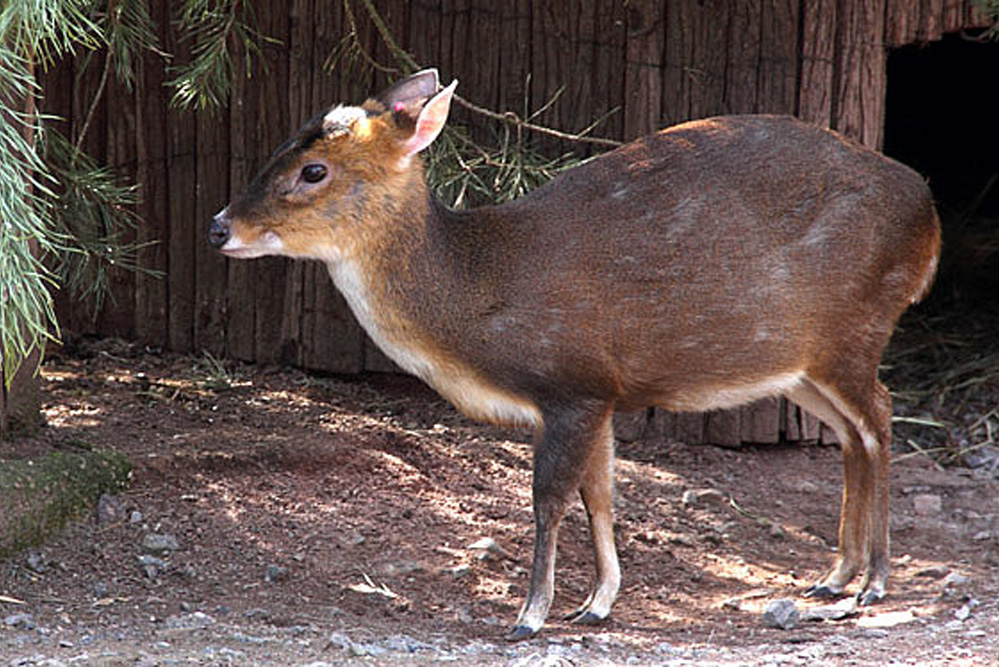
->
[42,0,990,445]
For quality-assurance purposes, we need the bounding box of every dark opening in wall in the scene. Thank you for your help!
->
[883,32,999,310]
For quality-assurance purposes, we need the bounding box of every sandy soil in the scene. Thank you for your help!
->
[1,338,997,665]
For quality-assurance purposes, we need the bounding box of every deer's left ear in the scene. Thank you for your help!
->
[376,68,440,110]
[397,79,458,160]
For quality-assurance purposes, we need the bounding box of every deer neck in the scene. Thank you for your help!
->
[322,171,540,427]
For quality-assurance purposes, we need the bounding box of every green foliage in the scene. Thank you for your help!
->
[1,0,118,385]
[331,0,615,209]
[41,127,158,316]
[975,1,999,37]
[167,0,267,110]
[193,350,239,391]
[1,0,265,387]
[0,0,100,68]
[98,0,161,90]
[427,125,584,210]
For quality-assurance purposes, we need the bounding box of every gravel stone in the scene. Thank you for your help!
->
[163,611,215,630]
[762,599,800,630]
[141,533,180,556]
[682,488,728,509]
[912,494,943,517]
[136,554,168,578]
[3,614,36,630]
[96,494,127,525]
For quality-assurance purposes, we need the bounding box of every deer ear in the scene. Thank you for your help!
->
[398,79,457,160]
[376,68,440,110]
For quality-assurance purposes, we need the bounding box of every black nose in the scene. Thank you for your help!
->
[208,211,231,249]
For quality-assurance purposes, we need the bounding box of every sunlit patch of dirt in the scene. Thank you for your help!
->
[1,338,998,663]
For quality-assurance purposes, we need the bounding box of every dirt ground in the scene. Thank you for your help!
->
[1,337,998,665]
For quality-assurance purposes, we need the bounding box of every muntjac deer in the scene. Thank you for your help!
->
[209,69,941,639]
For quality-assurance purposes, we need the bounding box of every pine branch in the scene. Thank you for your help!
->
[344,0,622,149]
[167,0,270,110]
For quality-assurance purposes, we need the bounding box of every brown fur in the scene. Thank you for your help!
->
[211,72,941,639]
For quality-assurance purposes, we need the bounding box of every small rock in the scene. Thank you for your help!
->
[244,608,271,621]
[668,533,696,547]
[721,597,741,611]
[26,551,47,573]
[915,565,950,579]
[96,494,127,525]
[468,537,514,561]
[954,598,979,622]
[972,530,992,542]
[327,632,353,651]
[3,613,35,630]
[800,596,858,622]
[963,444,999,470]
[682,488,728,509]
[130,510,144,524]
[327,632,387,657]
[762,599,800,630]
[941,571,971,599]
[860,628,890,638]
[264,564,288,583]
[794,480,819,494]
[375,560,424,577]
[136,554,168,579]
[164,611,215,630]
[455,605,474,623]
[450,564,472,579]
[382,634,435,653]
[912,494,942,517]
[943,571,970,586]
[142,533,180,556]
[654,641,678,655]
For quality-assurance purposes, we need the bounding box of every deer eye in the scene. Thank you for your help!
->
[301,164,327,183]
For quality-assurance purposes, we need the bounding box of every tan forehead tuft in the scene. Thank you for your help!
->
[323,105,369,135]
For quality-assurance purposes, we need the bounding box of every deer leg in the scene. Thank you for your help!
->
[856,380,892,605]
[565,415,620,624]
[787,381,868,598]
[507,402,614,641]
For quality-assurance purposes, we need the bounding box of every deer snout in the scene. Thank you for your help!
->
[208,209,231,249]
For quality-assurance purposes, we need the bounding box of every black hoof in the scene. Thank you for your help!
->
[804,584,842,599]
[856,589,884,606]
[505,625,538,642]
[569,611,606,625]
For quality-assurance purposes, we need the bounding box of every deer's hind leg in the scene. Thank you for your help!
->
[786,373,892,604]
[565,415,620,624]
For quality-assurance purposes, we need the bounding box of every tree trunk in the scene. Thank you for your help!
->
[0,351,44,440]
[1,57,44,441]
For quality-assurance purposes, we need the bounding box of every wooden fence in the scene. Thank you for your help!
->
[42,0,990,444]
